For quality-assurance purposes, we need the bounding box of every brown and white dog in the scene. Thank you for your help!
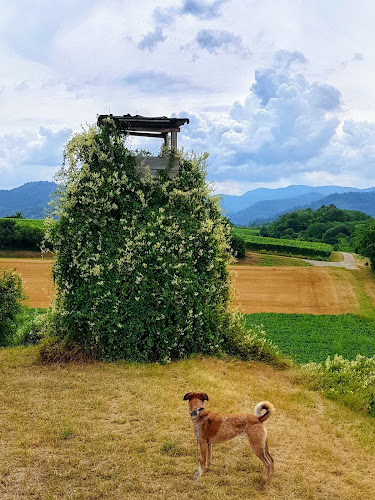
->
[183,392,275,479]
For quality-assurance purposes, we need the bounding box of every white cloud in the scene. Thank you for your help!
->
[0,126,72,184]
[1,1,375,191]
[178,51,375,190]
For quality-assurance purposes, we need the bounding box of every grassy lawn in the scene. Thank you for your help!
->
[245,313,375,363]
[235,251,310,267]
[1,347,375,499]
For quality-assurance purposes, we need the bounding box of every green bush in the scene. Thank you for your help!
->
[45,120,242,362]
[303,354,375,416]
[0,269,25,345]
[222,319,288,367]
[12,307,51,346]
[0,218,45,250]
[355,219,375,269]
[230,233,246,259]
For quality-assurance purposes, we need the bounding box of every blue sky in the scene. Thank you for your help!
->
[1,0,375,194]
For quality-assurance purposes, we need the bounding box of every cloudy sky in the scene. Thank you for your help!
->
[1,0,375,194]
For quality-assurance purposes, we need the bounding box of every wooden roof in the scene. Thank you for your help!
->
[97,114,189,138]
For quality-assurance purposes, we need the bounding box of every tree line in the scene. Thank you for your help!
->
[0,216,44,250]
[259,204,371,251]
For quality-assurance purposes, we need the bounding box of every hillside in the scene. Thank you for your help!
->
[0,181,57,219]
[258,204,371,249]
[229,192,324,225]
[1,347,374,499]
[310,191,375,217]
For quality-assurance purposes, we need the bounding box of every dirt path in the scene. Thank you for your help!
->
[0,258,55,308]
[302,252,358,270]
[229,265,359,315]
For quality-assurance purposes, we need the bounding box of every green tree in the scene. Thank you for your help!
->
[46,121,238,361]
[355,219,375,269]
[230,233,246,258]
[0,269,25,345]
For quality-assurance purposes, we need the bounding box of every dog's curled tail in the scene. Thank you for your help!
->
[254,401,275,423]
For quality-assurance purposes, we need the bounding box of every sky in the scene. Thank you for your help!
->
[1,0,375,194]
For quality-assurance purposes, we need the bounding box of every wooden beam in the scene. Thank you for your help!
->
[171,131,177,150]
[125,131,165,139]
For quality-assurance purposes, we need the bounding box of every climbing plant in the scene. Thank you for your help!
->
[45,120,239,361]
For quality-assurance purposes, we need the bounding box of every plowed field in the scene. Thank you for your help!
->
[229,265,359,315]
[0,259,361,314]
[0,258,55,308]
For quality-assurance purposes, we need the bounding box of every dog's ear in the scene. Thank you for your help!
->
[201,393,209,401]
[183,392,192,401]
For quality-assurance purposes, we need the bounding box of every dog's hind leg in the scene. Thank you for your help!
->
[246,431,273,481]
[264,441,274,476]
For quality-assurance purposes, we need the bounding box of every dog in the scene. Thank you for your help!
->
[183,392,275,479]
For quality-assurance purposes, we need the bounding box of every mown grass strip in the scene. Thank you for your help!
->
[245,313,375,363]
[234,251,310,267]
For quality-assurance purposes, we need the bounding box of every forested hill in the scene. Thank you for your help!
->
[229,192,324,225]
[309,191,375,217]
[259,204,371,248]
[0,182,57,219]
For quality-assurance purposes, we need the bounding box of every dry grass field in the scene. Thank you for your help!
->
[0,257,55,308]
[1,254,372,316]
[229,266,362,315]
[1,347,375,499]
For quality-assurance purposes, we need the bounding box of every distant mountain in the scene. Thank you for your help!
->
[229,190,375,226]
[0,181,57,219]
[2,181,375,223]
[220,185,375,216]
[309,191,375,217]
[229,192,325,226]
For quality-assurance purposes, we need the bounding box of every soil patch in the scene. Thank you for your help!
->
[0,258,55,308]
[229,265,359,315]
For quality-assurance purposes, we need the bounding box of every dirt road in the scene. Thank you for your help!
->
[302,252,358,270]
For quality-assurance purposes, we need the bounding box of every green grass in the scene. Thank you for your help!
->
[233,229,333,260]
[245,313,375,363]
[235,251,310,267]
[232,227,260,236]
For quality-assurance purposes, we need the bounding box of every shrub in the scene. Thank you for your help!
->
[354,219,375,269]
[230,233,246,259]
[0,218,45,250]
[12,307,55,346]
[302,354,375,416]
[0,269,25,345]
[222,319,289,367]
[45,120,241,362]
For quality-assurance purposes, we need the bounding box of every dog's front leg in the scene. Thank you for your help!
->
[198,441,209,476]
[207,442,212,469]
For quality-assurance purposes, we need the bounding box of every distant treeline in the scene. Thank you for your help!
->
[0,217,45,250]
[259,204,372,251]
